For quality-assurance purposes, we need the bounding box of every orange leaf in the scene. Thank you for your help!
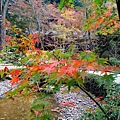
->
[67,66,77,77]
[29,66,42,71]
[101,101,106,105]
[85,65,96,71]
[5,36,12,42]
[73,88,79,93]
[72,60,83,68]
[59,65,69,75]
[98,18,103,24]
[101,66,112,74]
[10,76,20,86]
[94,96,103,102]
[60,101,76,107]
[11,69,21,77]
[94,97,101,102]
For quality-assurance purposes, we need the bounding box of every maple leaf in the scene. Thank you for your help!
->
[10,76,20,86]
[29,66,42,71]
[101,101,106,105]
[58,65,69,75]
[85,50,92,54]
[11,69,21,77]
[42,62,60,75]
[4,67,9,72]
[5,36,12,42]
[94,22,99,29]
[67,66,77,77]
[94,96,103,102]
[94,97,101,102]
[34,38,39,43]
[85,65,96,71]
[31,33,38,39]
[80,70,86,80]
[97,18,103,24]
[59,65,77,77]
[60,101,76,107]
[60,60,68,64]
[72,60,83,68]
[34,111,39,116]
[101,66,112,74]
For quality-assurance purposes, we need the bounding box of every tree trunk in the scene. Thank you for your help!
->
[2,0,9,44]
[116,0,120,20]
[0,0,10,51]
[0,0,3,51]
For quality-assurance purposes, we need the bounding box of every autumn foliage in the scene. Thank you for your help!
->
[1,1,120,119]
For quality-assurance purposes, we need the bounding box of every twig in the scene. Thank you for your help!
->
[76,84,110,120]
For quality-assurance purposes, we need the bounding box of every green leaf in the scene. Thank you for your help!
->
[59,0,74,10]
[97,58,108,65]
[32,74,40,83]
[46,51,53,60]
[0,58,3,63]
[35,116,40,120]
[39,100,50,106]
[67,77,75,91]
[76,78,84,87]
[0,71,5,78]
[31,104,42,110]
[40,112,52,120]
[101,74,115,86]
[32,99,38,106]
[80,51,96,61]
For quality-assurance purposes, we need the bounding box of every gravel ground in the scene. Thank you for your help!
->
[0,80,17,98]
[54,86,97,120]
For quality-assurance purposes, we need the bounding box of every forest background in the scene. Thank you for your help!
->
[0,0,120,120]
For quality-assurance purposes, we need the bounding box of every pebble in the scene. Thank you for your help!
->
[0,80,18,98]
[54,86,97,120]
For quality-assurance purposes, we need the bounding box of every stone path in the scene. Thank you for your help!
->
[54,86,97,120]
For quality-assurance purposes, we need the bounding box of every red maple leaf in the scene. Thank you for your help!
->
[59,65,69,75]
[67,66,77,77]
[85,65,96,71]
[42,62,60,75]
[101,66,112,74]
[97,18,103,24]
[11,69,21,77]
[10,76,20,86]
[5,36,12,42]
[60,101,76,107]
[72,60,83,68]
[29,66,42,71]
[4,67,9,72]
[34,111,39,116]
